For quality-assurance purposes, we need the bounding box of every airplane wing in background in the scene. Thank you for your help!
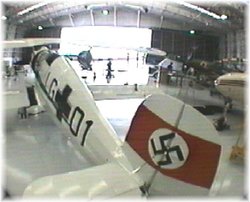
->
[3,38,166,56]
[3,38,62,49]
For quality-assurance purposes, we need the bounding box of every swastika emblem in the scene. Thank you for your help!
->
[148,128,189,169]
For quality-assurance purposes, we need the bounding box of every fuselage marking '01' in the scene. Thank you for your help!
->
[38,60,94,147]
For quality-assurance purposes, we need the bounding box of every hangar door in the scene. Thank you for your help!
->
[59,26,152,60]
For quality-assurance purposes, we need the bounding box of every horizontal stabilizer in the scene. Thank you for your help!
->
[23,163,142,198]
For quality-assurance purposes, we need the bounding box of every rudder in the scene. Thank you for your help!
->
[125,94,222,196]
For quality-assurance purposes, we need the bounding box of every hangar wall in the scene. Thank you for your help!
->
[219,29,246,60]
[151,29,220,61]
[3,25,27,59]
[21,27,62,63]
[40,8,187,31]
[5,24,245,65]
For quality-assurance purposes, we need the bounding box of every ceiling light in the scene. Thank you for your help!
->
[190,30,195,34]
[17,0,55,16]
[179,1,223,20]
[1,16,7,20]
[102,9,109,15]
[38,26,43,30]
[220,14,228,20]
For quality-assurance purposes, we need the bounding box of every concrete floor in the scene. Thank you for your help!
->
[3,61,246,199]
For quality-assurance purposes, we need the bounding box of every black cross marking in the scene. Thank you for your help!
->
[55,85,72,121]
[150,132,184,167]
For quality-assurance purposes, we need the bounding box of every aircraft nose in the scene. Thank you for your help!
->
[214,77,220,86]
[214,74,228,86]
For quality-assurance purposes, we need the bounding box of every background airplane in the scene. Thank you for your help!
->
[146,48,244,89]
[215,72,245,104]
[67,46,167,71]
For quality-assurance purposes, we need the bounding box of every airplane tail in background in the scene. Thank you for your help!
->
[125,94,222,196]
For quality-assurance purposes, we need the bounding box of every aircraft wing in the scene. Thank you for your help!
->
[23,163,142,198]
[136,47,166,56]
[3,38,166,56]
[3,38,61,49]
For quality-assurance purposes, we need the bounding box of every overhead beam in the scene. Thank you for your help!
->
[160,15,164,28]
[137,10,141,28]
[164,4,231,30]
[114,5,117,26]
[5,1,242,34]
[49,18,55,26]
[90,9,95,26]
[68,14,75,27]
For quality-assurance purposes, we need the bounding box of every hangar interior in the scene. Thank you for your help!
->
[2,0,248,199]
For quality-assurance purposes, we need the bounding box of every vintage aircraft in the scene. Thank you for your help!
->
[211,72,246,131]
[71,46,167,71]
[147,53,184,79]
[214,72,245,104]
[147,49,233,88]
[3,38,222,198]
[184,60,231,85]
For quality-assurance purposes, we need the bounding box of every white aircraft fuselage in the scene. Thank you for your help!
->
[30,47,136,166]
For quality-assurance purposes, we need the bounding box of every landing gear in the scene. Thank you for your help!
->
[213,116,230,131]
[213,101,231,131]
[18,107,28,119]
[224,98,233,110]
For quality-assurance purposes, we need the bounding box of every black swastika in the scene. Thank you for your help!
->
[150,132,184,167]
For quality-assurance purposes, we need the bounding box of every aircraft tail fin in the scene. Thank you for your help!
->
[125,94,222,196]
